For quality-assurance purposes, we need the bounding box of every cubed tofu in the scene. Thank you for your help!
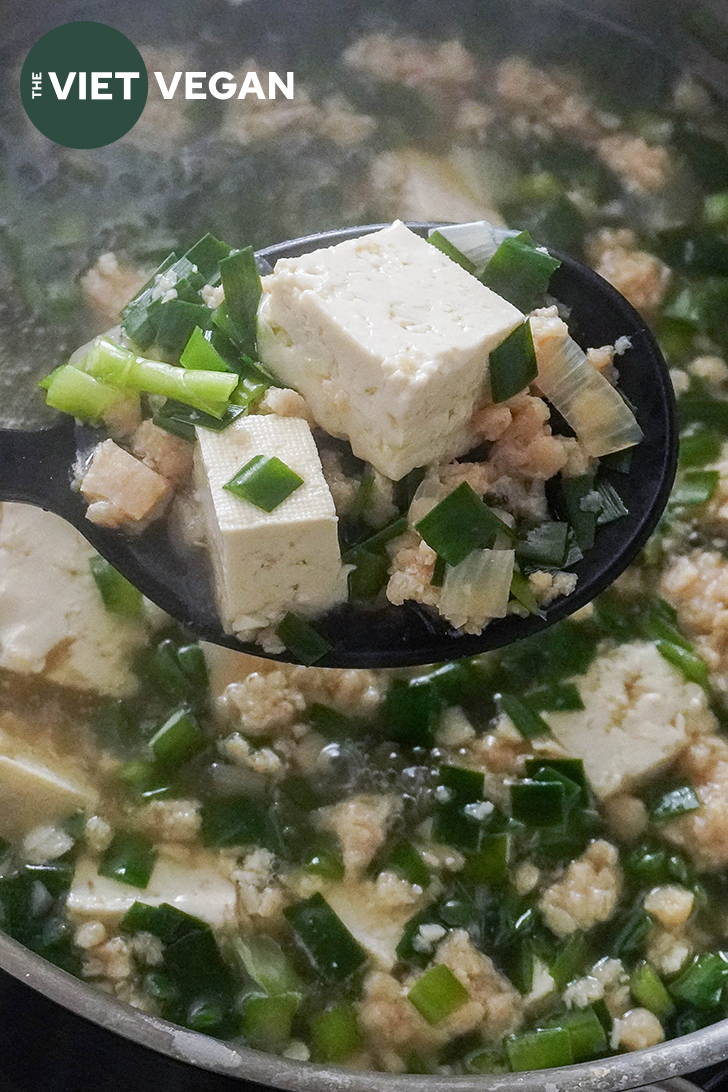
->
[67,851,237,929]
[257,221,524,480]
[80,439,172,530]
[0,749,97,840]
[0,503,147,696]
[194,414,347,640]
[544,642,716,799]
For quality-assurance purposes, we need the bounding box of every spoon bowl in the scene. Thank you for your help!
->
[0,222,677,668]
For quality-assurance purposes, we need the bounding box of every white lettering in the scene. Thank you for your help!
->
[238,71,265,99]
[115,72,140,100]
[48,72,76,100]
[154,71,182,99]
[31,72,42,99]
[78,71,87,100]
[185,71,207,99]
[209,71,236,100]
[91,71,112,99]
[269,71,294,99]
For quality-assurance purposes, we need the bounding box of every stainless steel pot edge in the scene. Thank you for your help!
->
[0,930,723,1092]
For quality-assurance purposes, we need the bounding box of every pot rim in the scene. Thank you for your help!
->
[0,928,726,1091]
[3,0,727,1088]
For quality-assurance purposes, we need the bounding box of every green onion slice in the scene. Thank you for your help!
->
[284,893,366,982]
[416,483,516,567]
[224,455,303,511]
[275,613,332,666]
[89,556,143,616]
[489,320,538,403]
[480,231,561,313]
[407,964,469,1025]
[99,831,157,889]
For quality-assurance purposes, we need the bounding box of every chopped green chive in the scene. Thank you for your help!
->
[416,482,515,567]
[462,832,510,884]
[558,474,598,551]
[89,557,143,617]
[670,469,720,507]
[233,934,301,996]
[525,758,589,804]
[506,1026,574,1072]
[285,893,366,982]
[377,842,431,888]
[99,832,157,889]
[480,231,561,313]
[595,479,629,525]
[669,952,728,1009]
[498,693,551,739]
[407,964,469,1025]
[489,320,538,403]
[219,246,262,357]
[679,426,722,467]
[649,783,701,823]
[511,779,569,826]
[509,570,545,617]
[81,337,237,417]
[43,364,126,423]
[153,399,245,441]
[148,708,205,770]
[631,961,674,1017]
[200,796,279,851]
[558,1007,608,1061]
[427,231,476,275]
[310,1004,362,1063]
[516,521,570,569]
[656,640,710,688]
[549,933,594,990]
[383,677,442,746]
[275,613,332,666]
[224,455,303,511]
[183,232,232,279]
[527,683,584,713]
[155,300,213,358]
[347,548,390,601]
[179,325,232,372]
[242,992,300,1051]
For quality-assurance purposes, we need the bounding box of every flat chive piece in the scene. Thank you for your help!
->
[416,482,514,566]
[148,708,204,769]
[428,231,476,275]
[559,474,598,551]
[242,993,299,1051]
[649,783,701,823]
[224,455,303,512]
[516,521,569,569]
[285,893,366,981]
[275,613,332,666]
[407,964,469,1025]
[310,1004,362,1063]
[153,400,245,441]
[219,246,262,357]
[99,832,157,889]
[631,961,674,1017]
[481,231,561,313]
[498,693,550,739]
[506,1027,574,1072]
[489,321,538,403]
[90,557,143,616]
[180,326,231,372]
[671,469,720,507]
[183,233,232,279]
[656,640,710,688]
[200,796,278,850]
[669,953,728,1009]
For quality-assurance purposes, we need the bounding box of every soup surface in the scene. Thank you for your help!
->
[3,2,728,1074]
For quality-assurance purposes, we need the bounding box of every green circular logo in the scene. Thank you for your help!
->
[20,21,148,149]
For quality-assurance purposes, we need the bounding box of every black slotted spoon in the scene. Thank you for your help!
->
[0,222,677,669]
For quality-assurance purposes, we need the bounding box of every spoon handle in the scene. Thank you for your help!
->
[0,419,77,514]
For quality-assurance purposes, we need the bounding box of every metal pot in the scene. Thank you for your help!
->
[1,0,728,1089]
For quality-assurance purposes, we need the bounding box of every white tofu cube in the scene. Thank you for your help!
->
[257,221,523,480]
[0,503,147,697]
[0,751,97,840]
[194,414,347,640]
[67,852,237,929]
[544,643,716,799]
